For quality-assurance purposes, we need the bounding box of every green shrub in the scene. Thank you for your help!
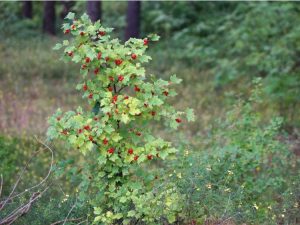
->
[170,80,300,224]
[47,13,194,224]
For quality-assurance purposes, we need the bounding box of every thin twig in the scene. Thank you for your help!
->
[50,217,83,225]
[1,137,54,205]
[0,174,3,198]
[0,137,54,225]
[0,148,44,211]
[0,187,49,225]
[117,85,127,93]
[63,197,78,225]
[76,219,88,225]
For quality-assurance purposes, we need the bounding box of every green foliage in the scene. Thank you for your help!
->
[167,2,300,121]
[170,80,300,224]
[47,13,194,224]
[0,2,41,39]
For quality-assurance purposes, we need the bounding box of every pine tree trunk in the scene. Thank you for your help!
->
[43,1,56,35]
[125,1,141,40]
[60,1,74,19]
[22,1,32,19]
[87,0,101,22]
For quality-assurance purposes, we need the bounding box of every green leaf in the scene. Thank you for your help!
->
[81,13,90,23]
[112,133,122,142]
[68,135,77,144]
[63,40,69,46]
[170,74,182,84]
[149,96,163,106]
[127,210,136,217]
[72,55,81,63]
[53,43,62,50]
[148,33,160,41]
[186,108,195,122]
[65,12,75,20]
[167,214,176,223]
[119,196,127,203]
[121,114,130,124]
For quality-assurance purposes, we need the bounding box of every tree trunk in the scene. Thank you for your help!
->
[60,1,74,19]
[87,0,101,22]
[125,1,141,40]
[22,1,32,19]
[43,1,56,35]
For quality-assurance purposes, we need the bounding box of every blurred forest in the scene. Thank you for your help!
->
[0,1,299,225]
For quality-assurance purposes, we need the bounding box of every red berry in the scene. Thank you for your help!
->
[131,53,137,60]
[163,91,168,96]
[83,84,88,91]
[115,59,123,66]
[78,129,83,134]
[108,86,113,92]
[68,51,73,57]
[103,138,108,145]
[88,93,93,99]
[109,76,114,82]
[105,57,110,62]
[134,85,140,92]
[151,111,156,116]
[56,117,61,121]
[94,117,98,121]
[81,64,87,70]
[134,155,139,161]
[99,31,106,36]
[128,148,134,155]
[94,68,99,75]
[124,96,129,100]
[89,136,93,141]
[112,95,118,103]
[71,24,76,30]
[118,75,124,82]
[136,132,141,136]
[64,29,70,34]
[61,129,68,135]
[107,148,114,154]
[143,38,148,45]
[147,154,153,160]
[84,125,91,130]
[80,31,85,36]
[97,52,102,60]
[175,118,182,123]
[85,57,91,63]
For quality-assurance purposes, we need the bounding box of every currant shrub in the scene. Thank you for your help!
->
[47,12,194,224]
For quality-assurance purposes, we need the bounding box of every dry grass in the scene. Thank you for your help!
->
[0,76,82,135]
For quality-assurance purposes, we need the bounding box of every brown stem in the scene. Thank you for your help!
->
[117,85,127,93]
